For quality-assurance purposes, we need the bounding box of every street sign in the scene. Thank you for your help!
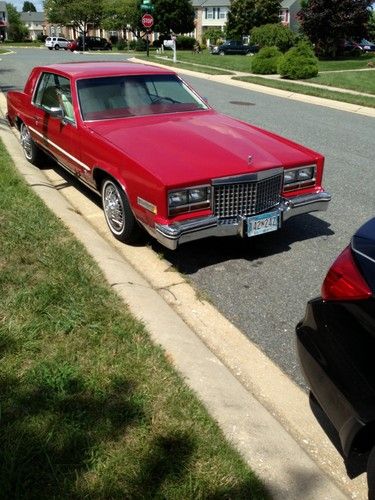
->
[142,13,154,28]
[143,0,151,4]
[141,4,154,10]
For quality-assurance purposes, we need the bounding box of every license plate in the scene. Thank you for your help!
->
[247,211,280,237]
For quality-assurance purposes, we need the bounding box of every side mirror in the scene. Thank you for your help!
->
[42,105,64,119]
[49,106,64,119]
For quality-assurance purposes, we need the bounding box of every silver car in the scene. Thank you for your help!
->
[45,36,69,50]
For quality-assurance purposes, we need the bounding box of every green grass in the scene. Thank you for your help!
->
[307,70,375,95]
[136,53,234,75]
[135,51,375,107]
[317,54,375,71]
[137,50,252,72]
[0,140,269,499]
[234,75,375,108]
[3,41,42,47]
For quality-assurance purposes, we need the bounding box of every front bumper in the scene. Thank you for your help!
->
[153,190,331,250]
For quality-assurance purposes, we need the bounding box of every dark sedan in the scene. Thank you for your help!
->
[296,217,375,498]
[359,39,375,52]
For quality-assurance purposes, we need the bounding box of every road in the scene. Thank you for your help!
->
[1,48,374,388]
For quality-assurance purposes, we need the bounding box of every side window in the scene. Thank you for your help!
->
[33,73,75,123]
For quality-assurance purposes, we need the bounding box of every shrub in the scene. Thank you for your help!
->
[250,23,295,53]
[176,36,196,50]
[202,28,224,46]
[116,38,126,51]
[36,33,47,43]
[251,46,282,75]
[278,40,319,79]
[135,38,147,51]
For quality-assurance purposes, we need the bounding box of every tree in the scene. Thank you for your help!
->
[202,28,224,46]
[22,1,36,11]
[368,8,375,40]
[250,23,295,52]
[153,0,195,35]
[102,0,141,39]
[227,0,280,39]
[44,0,103,39]
[299,0,373,58]
[6,3,29,41]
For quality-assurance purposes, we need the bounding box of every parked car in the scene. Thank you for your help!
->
[68,36,112,51]
[342,40,363,55]
[211,40,258,55]
[359,38,375,52]
[45,36,70,50]
[296,217,375,498]
[6,62,330,249]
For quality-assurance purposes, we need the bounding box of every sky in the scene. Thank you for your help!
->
[9,0,44,11]
[7,0,375,14]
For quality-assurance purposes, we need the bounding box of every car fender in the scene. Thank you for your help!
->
[92,163,157,227]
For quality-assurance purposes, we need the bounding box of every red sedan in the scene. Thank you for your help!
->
[6,62,331,249]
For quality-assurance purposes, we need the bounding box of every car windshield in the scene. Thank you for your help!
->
[77,74,208,121]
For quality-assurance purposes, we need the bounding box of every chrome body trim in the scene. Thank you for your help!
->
[151,191,331,250]
[29,126,90,171]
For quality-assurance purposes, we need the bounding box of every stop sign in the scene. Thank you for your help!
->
[142,14,154,28]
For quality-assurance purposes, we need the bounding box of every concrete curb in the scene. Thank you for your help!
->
[0,86,364,498]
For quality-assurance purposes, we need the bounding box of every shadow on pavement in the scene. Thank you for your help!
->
[156,214,334,274]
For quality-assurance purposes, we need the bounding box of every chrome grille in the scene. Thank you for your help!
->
[213,173,282,219]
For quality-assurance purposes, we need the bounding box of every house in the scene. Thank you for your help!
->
[20,11,46,40]
[0,1,8,41]
[280,0,302,32]
[192,0,229,42]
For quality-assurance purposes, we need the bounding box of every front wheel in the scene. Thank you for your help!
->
[54,44,60,50]
[101,178,141,244]
[368,446,375,500]
[219,51,225,56]
[20,122,41,165]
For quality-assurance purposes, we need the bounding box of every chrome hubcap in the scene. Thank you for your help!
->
[20,124,33,160]
[103,183,124,233]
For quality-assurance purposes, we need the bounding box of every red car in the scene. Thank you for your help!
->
[6,62,331,249]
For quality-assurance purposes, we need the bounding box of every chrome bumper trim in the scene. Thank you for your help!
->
[154,191,331,250]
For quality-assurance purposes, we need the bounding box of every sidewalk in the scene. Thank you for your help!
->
[0,72,367,498]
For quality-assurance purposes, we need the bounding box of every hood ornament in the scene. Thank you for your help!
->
[248,154,253,166]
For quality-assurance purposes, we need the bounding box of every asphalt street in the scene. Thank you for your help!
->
[1,48,374,388]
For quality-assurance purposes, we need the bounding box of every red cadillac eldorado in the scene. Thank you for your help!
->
[6,61,331,250]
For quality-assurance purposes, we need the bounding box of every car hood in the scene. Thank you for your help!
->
[87,110,320,185]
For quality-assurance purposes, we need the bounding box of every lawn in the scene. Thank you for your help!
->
[317,54,375,72]
[0,140,268,499]
[307,70,375,95]
[234,75,375,108]
[150,50,254,72]
[139,50,375,108]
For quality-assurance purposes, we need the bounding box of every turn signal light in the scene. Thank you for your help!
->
[322,246,372,301]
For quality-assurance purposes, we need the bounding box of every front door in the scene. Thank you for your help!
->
[32,72,82,175]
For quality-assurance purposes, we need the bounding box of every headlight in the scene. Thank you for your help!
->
[168,185,211,216]
[283,166,316,190]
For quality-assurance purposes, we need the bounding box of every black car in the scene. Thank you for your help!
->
[211,40,258,55]
[73,36,112,51]
[359,39,375,52]
[296,217,375,498]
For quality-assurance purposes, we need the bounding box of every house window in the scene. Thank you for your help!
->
[219,8,227,19]
[279,9,289,24]
[205,8,213,19]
